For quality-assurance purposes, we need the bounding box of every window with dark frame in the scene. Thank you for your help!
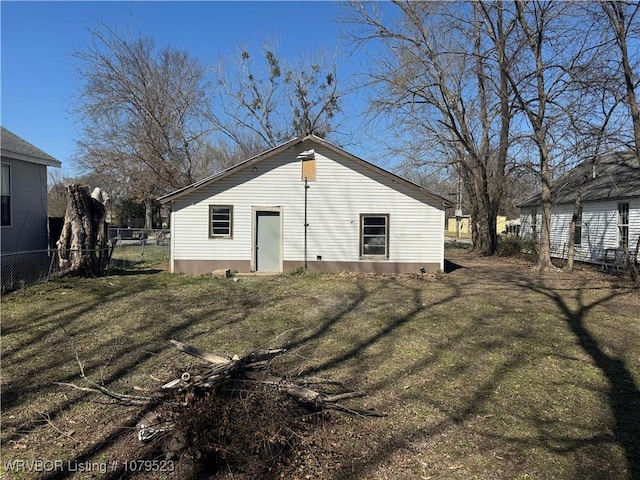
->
[1,163,10,227]
[360,214,389,258]
[531,208,537,238]
[209,205,233,238]
[575,206,583,246]
[618,202,629,249]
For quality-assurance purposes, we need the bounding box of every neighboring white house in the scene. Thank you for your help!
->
[519,151,640,264]
[1,126,62,253]
[159,135,451,274]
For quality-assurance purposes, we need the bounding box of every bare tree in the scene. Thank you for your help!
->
[344,1,516,254]
[563,73,623,269]
[211,43,341,151]
[202,136,266,174]
[48,170,72,218]
[495,1,601,270]
[73,24,214,228]
[501,0,635,271]
[599,1,640,165]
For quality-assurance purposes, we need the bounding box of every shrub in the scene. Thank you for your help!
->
[496,235,539,258]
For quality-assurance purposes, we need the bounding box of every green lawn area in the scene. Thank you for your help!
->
[1,250,638,479]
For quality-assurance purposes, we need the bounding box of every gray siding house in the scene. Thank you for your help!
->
[1,126,62,253]
[159,135,450,274]
[520,152,640,264]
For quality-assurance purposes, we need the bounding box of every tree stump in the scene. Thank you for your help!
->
[56,184,108,277]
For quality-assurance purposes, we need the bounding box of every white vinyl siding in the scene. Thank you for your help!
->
[520,208,540,242]
[521,199,640,264]
[170,141,445,269]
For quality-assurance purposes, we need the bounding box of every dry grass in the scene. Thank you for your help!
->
[1,249,639,479]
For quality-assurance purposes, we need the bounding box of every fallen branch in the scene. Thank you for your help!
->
[163,340,383,416]
[38,411,79,444]
[169,339,231,365]
[57,339,384,435]
[56,337,385,478]
[54,382,154,406]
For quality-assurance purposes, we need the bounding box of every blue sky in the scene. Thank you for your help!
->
[1,1,386,177]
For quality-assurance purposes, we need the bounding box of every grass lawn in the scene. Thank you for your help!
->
[1,248,639,479]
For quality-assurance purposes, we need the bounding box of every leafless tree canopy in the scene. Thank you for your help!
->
[344,0,639,268]
[343,1,515,254]
[73,24,215,226]
[210,44,341,150]
[598,1,640,166]
[72,29,343,219]
[71,5,638,261]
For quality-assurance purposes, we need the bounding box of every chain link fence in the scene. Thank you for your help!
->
[2,249,67,293]
[109,240,170,268]
[1,242,170,294]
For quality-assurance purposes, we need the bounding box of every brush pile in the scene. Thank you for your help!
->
[60,339,382,478]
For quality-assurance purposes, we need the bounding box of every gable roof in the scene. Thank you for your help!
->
[158,134,451,208]
[1,126,62,168]
[519,151,640,208]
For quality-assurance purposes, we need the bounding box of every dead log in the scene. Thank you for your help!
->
[56,184,110,277]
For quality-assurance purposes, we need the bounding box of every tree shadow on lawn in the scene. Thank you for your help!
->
[302,265,638,479]
[55,270,638,479]
[4,262,637,479]
[524,281,640,480]
[1,270,192,393]
[307,281,462,375]
[33,275,457,479]
[0,273,248,472]
[106,268,165,276]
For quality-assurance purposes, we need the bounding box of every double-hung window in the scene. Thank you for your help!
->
[209,205,233,238]
[1,163,10,227]
[618,202,629,249]
[531,208,538,238]
[574,206,583,246]
[360,214,389,258]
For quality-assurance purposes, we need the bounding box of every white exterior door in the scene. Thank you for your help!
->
[254,210,281,272]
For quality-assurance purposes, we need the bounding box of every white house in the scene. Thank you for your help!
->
[1,126,62,253]
[519,151,640,264]
[159,135,450,274]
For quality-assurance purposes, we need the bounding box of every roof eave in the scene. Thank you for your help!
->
[1,149,62,168]
[308,135,452,208]
[158,136,307,204]
[158,134,452,209]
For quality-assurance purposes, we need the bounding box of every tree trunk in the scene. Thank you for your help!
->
[604,2,640,168]
[485,201,500,255]
[537,143,555,271]
[56,184,107,277]
[144,198,155,230]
